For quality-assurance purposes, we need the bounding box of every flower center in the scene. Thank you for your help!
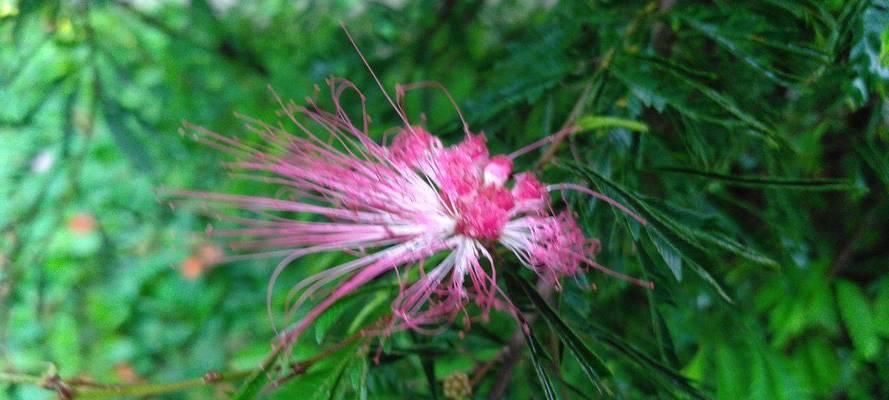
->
[454,185,514,240]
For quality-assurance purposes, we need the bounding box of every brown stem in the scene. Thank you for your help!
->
[485,329,527,400]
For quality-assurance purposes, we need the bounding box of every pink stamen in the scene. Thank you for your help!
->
[545,183,647,225]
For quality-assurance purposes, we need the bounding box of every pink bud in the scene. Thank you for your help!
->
[483,155,513,187]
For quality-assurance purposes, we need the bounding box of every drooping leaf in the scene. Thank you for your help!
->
[654,166,861,192]
[875,282,889,338]
[836,280,881,361]
[459,23,578,128]
[637,246,681,367]
[556,300,708,398]
[648,229,683,281]
[566,162,781,301]
[420,347,439,400]
[681,16,800,86]
[505,271,611,396]
[574,163,778,268]
[857,141,889,191]
[714,345,746,400]
[522,327,562,400]
[611,52,783,146]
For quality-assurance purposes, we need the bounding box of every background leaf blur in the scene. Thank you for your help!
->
[1,0,888,399]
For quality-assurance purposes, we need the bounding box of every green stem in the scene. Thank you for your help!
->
[0,372,44,386]
[0,369,251,399]
[77,370,252,399]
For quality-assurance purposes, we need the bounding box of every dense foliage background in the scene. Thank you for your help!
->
[2,0,888,399]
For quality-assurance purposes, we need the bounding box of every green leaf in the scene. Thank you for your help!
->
[567,162,777,301]
[685,228,780,269]
[314,299,350,345]
[577,320,706,399]
[49,315,81,374]
[715,346,745,400]
[521,324,562,400]
[232,349,285,400]
[857,141,889,191]
[505,271,611,396]
[421,352,439,400]
[354,357,369,400]
[654,166,861,192]
[796,337,841,396]
[269,342,362,400]
[749,347,789,400]
[836,280,880,361]
[669,70,782,147]
[576,162,778,269]
[611,53,783,147]
[637,247,681,367]
[460,24,577,128]
[576,115,649,133]
[875,282,889,338]
[648,230,683,281]
[101,94,155,175]
[610,60,738,128]
[681,17,799,86]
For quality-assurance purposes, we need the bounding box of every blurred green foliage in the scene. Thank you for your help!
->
[1,0,888,399]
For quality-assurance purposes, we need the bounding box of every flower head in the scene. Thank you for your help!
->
[172,38,649,348]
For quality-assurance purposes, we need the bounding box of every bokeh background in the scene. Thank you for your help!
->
[1,0,888,399]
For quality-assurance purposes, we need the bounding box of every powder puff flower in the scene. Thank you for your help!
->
[171,36,650,349]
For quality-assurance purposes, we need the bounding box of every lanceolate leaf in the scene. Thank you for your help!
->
[648,229,683,281]
[611,53,783,146]
[609,60,742,130]
[637,247,681,367]
[681,17,800,86]
[572,163,777,265]
[644,200,777,269]
[578,321,707,399]
[653,166,860,192]
[836,281,880,361]
[420,351,439,400]
[505,271,612,396]
[522,326,563,400]
[460,23,578,128]
[511,272,707,399]
[857,141,889,191]
[566,163,772,300]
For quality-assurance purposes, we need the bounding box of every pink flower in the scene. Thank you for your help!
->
[172,77,650,348]
[171,34,650,348]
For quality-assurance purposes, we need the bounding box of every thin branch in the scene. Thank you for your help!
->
[485,328,527,400]
[0,372,44,386]
[0,368,250,399]
[74,370,251,399]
